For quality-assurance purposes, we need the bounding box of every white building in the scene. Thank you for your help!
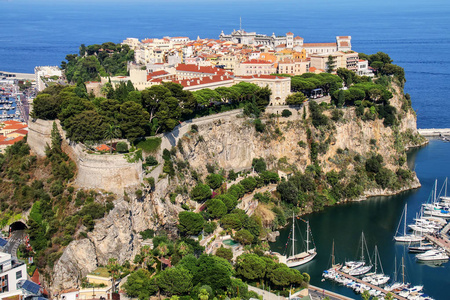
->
[0,252,27,298]
[34,66,62,92]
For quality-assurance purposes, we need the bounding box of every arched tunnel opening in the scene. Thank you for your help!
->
[9,221,27,232]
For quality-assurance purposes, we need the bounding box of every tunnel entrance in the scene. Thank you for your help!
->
[9,221,27,232]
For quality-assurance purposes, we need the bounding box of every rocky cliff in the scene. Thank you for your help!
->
[49,83,426,292]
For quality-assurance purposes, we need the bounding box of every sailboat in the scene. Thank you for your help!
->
[394,203,424,242]
[284,213,317,267]
[342,232,373,276]
[368,246,390,286]
[385,256,410,293]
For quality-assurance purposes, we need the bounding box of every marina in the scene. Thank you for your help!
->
[270,139,450,300]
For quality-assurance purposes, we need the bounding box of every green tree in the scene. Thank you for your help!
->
[190,184,212,202]
[252,158,267,173]
[157,266,193,295]
[206,198,227,219]
[123,269,158,300]
[206,174,224,190]
[215,246,233,261]
[235,253,266,281]
[285,92,307,105]
[234,229,254,245]
[195,254,233,291]
[178,211,204,236]
[107,258,120,293]
[104,124,121,153]
[326,55,336,73]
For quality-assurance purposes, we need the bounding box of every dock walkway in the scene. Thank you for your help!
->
[418,128,450,137]
[424,233,450,255]
[336,271,407,300]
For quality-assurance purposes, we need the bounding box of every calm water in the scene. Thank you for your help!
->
[1,0,450,128]
[270,139,450,300]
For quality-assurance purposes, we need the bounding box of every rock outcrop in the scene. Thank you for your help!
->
[49,83,425,292]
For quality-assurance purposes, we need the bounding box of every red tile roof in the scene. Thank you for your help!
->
[286,32,294,35]
[175,64,229,75]
[174,75,234,88]
[294,36,304,40]
[241,59,273,65]
[2,123,27,130]
[237,75,289,80]
[0,136,24,145]
[146,70,169,81]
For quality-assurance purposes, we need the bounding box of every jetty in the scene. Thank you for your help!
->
[418,128,450,138]
[424,221,450,254]
[335,270,408,300]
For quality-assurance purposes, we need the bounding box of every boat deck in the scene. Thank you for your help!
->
[335,270,408,300]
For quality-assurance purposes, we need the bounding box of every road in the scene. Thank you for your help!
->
[3,230,25,259]
[308,285,355,300]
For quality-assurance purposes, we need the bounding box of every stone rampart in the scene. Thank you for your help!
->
[27,119,53,157]
[27,119,142,194]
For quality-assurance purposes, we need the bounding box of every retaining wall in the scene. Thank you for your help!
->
[28,120,142,194]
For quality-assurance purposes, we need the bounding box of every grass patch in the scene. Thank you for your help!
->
[135,137,162,153]
[88,267,111,278]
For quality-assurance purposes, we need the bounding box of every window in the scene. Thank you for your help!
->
[16,271,22,279]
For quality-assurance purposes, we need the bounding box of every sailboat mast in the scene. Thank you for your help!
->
[394,256,397,282]
[306,220,310,252]
[361,232,365,262]
[402,256,405,284]
[292,212,295,258]
[331,240,335,266]
[374,246,378,273]
[435,179,437,203]
[404,204,407,235]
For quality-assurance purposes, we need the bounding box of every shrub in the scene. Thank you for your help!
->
[254,119,265,132]
[116,141,128,153]
[191,124,199,133]
[206,174,223,190]
[281,109,292,118]
[145,155,158,166]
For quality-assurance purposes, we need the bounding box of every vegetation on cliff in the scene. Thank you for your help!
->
[61,42,134,83]
[0,125,115,278]
[31,81,271,143]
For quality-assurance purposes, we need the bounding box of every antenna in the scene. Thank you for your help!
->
[240,17,242,31]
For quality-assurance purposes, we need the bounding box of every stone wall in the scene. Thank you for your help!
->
[27,120,142,194]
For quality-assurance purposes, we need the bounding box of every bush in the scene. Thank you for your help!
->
[281,109,292,117]
[191,124,199,133]
[206,174,223,190]
[254,119,265,132]
[145,155,158,166]
[116,141,128,153]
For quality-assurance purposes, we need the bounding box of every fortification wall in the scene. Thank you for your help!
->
[27,119,142,194]
[27,119,53,157]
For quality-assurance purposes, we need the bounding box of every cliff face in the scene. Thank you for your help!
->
[49,83,425,292]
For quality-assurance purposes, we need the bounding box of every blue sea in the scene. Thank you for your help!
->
[1,0,450,128]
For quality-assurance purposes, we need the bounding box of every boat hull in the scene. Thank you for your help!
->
[286,251,317,267]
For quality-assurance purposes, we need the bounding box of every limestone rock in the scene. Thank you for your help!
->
[51,239,97,291]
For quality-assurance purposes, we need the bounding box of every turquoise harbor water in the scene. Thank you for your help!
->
[270,139,450,300]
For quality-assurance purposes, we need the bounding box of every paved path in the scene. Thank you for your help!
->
[3,230,25,259]
[425,233,450,254]
[247,285,286,300]
[308,285,355,300]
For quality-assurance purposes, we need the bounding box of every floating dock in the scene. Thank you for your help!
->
[335,270,408,300]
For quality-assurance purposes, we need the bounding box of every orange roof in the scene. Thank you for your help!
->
[294,36,304,40]
[0,136,24,145]
[241,59,273,64]
[303,43,337,47]
[286,32,294,35]
[147,70,169,81]
[2,123,27,130]
[7,129,28,136]
[2,120,22,125]
[174,75,234,88]
[175,64,229,75]
[338,36,350,39]
[309,67,317,72]
[96,144,114,152]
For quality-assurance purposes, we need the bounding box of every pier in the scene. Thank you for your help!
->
[424,221,450,254]
[418,128,450,138]
[335,270,408,300]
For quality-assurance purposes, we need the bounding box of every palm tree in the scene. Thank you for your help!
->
[104,124,121,154]
[107,258,120,294]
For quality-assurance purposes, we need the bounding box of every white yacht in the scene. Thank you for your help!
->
[416,249,449,261]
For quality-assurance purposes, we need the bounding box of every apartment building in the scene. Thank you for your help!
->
[0,252,27,298]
